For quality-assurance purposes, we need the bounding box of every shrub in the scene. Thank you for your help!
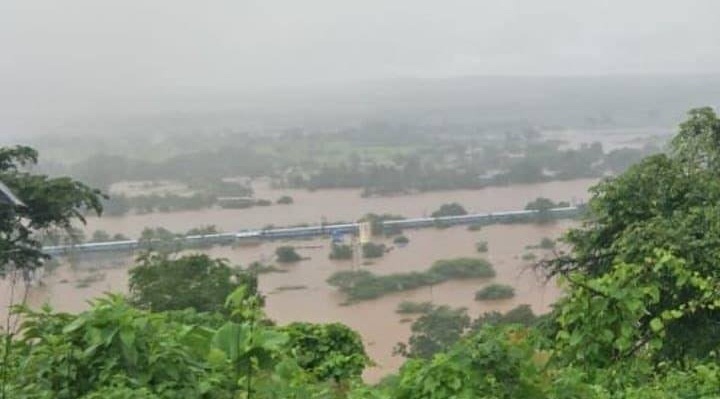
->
[429,258,495,279]
[393,235,410,245]
[476,241,488,252]
[128,253,258,313]
[475,284,516,300]
[329,244,353,260]
[431,202,468,217]
[362,242,386,258]
[283,322,369,382]
[524,197,557,211]
[396,301,435,314]
[276,246,302,263]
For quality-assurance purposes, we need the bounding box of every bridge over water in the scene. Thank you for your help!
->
[43,206,582,256]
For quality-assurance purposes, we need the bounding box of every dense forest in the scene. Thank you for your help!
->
[2,108,720,397]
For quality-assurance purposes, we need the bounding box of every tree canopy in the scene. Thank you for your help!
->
[0,146,103,275]
[128,253,259,314]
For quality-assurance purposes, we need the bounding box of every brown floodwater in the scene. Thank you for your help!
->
[1,180,592,381]
[89,178,596,236]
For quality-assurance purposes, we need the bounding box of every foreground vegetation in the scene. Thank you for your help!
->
[3,108,720,397]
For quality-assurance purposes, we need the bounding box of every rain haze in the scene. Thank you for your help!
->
[1,0,720,134]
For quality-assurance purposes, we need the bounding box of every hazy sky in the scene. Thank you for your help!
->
[2,0,719,132]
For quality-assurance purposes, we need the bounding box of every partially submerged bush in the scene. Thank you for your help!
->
[329,244,353,260]
[396,301,435,314]
[276,195,294,204]
[276,246,302,263]
[431,202,467,217]
[393,235,410,245]
[475,284,515,300]
[362,242,386,258]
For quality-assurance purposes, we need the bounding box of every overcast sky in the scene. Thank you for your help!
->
[2,0,719,133]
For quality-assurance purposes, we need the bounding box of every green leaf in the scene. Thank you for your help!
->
[650,318,663,333]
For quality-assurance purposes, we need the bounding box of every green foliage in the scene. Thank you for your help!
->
[394,306,470,359]
[0,145,104,275]
[470,305,538,332]
[327,258,494,301]
[361,242,386,258]
[329,244,353,260]
[475,240,488,252]
[428,258,495,279]
[544,107,720,364]
[276,246,302,263]
[283,322,369,383]
[524,197,560,211]
[394,326,545,398]
[128,253,257,313]
[475,284,515,300]
[430,202,467,218]
[4,296,230,399]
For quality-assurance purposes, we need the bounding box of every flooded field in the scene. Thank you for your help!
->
[91,178,596,237]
